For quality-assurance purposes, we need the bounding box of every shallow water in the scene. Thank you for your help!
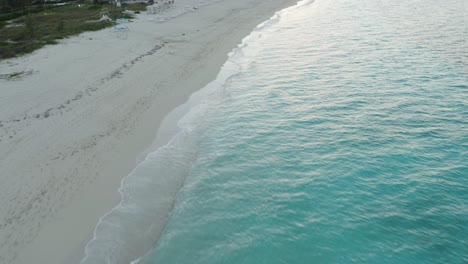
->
[141,0,467,263]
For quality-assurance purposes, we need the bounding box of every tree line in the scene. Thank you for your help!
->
[0,1,100,14]
[0,0,34,13]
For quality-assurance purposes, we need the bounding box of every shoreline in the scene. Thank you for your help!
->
[0,0,298,263]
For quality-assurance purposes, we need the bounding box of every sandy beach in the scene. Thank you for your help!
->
[0,0,297,263]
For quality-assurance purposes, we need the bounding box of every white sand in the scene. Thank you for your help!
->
[0,0,296,263]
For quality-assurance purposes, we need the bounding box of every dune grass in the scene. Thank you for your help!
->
[0,3,143,59]
[123,3,148,12]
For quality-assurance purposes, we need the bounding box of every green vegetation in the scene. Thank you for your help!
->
[123,3,148,12]
[0,70,33,80]
[0,2,145,60]
[6,71,24,78]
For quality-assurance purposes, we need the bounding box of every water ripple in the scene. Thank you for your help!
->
[142,0,467,263]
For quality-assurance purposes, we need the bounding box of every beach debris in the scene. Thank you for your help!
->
[116,18,131,23]
[113,25,129,31]
[113,25,130,39]
[100,8,110,18]
[100,15,113,22]
[86,14,112,23]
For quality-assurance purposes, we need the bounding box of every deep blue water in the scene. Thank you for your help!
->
[82,0,468,263]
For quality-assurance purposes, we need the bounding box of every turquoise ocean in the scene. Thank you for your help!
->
[83,0,467,263]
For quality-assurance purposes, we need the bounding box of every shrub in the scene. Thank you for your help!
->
[56,19,64,32]
[87,5,102,10]
[0,12,23,22]
[24,16,35,37]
